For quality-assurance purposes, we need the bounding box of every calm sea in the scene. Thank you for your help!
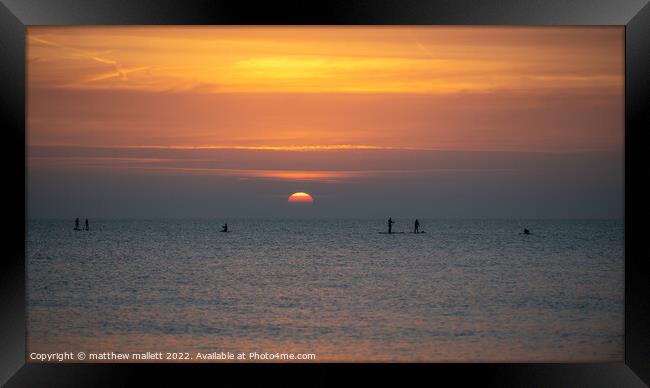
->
[27,218,624,362]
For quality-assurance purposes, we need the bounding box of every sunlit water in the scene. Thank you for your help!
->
[27,219,623,362]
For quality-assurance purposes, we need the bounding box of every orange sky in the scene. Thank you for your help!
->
[28,26,623,152]
[26,27,625,219]
[27,27,623,93]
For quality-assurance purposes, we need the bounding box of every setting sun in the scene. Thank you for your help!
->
[288,192,314,203]
[24,24,624,365]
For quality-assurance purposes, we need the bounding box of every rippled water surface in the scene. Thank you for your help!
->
[27,219,623,361]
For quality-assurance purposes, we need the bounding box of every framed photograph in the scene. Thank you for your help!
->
[1,0,648,386]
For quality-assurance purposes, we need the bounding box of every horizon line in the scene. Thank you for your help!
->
[27,216,625,221]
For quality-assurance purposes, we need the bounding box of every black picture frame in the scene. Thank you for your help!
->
[1,0,648,386]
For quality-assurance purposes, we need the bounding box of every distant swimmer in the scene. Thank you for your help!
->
[221,223,228,233]
[74,218,80,231]
[414,219,420,234]
[85,219,89,231]
[387,217,395,234]
[522,228,531,235]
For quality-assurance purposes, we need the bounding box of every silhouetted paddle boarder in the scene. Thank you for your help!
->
[74,218,80,231]
[522,228,531,235]
[387,217,395,234]
[414,219,420,234]
[221,223,228,233]
[85,219,89,231]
